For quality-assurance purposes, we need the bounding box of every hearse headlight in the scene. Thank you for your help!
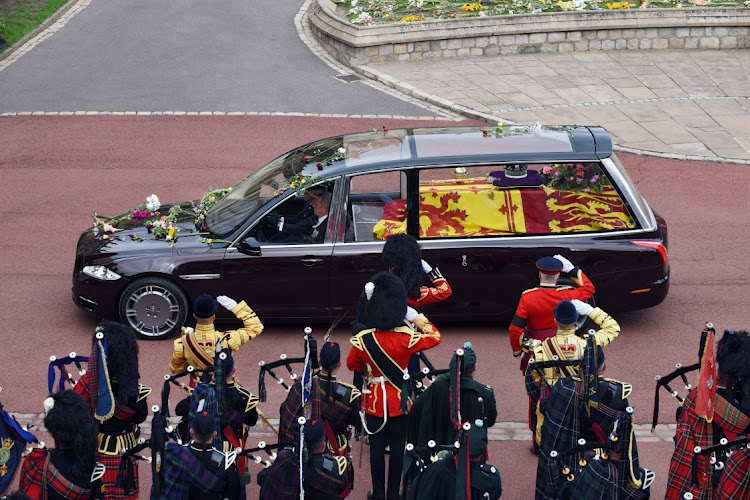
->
[82,265,122,281]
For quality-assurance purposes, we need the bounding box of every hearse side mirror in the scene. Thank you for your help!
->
[237,238,262,256]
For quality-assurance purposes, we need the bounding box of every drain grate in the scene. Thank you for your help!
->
[333,73,363,83]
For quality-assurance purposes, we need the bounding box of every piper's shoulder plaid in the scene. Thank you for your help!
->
[306,454,348,498]
[259,449,300,500]
[665,390,750,500]
[715,448,750,500]
[97,454,137,499]
[20,448,92,500]
[156,442,225,500]
[279,377,353,444]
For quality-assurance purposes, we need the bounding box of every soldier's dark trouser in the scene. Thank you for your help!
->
[367,413,409,500]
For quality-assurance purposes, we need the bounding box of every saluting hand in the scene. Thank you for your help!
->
[217,295,238,311]
[570,299,593,316]
[553,254,575,273]
[405,306,419,322]
[421,259,433,274]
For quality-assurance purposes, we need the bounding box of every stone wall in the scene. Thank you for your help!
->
[307,0,750,66]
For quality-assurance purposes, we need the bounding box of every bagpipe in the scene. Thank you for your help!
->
[651,322,714,431]
[691,434,750,490]
[47,352,88,392]
[0,387,40,494]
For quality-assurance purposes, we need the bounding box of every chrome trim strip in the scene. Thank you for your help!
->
[179,274,221,280]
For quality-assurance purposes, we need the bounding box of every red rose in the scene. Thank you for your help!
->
[316,162,323,170]
[304,156,309,161]
[129,234,136,239]
[382,125,388,132]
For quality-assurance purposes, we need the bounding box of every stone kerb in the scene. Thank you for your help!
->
[307,0,750,65]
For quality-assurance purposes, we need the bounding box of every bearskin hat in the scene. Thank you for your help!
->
[43,390,97,483]
[716,329,750,380]
[365,272,408,331]
[382,234,423,300]
[93,321,140,404]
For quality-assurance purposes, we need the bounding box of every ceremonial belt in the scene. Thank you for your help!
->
[360,333,405,394]
[541,339,578,380]
[526,327,558,340]
[183,333,214,369]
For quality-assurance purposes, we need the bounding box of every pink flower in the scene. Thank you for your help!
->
[576,178,583,184]
[569,176,574,181]
[542,166,552,174]
[591,175,600,182]
[102,223,116,233]
[583,188,591,193]
[553,171,560,177]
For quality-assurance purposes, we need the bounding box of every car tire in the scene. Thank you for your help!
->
[118,277,188,340]
[556,276,596,335]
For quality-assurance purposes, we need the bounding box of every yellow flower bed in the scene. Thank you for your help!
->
[459,3,484,10]
[399,14,426,21]
[605,1,631,7]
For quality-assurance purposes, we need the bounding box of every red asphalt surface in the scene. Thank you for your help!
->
[1,115,749,498]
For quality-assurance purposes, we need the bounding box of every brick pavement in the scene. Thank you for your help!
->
[361,49,750,163]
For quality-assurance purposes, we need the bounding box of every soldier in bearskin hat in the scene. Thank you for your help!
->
[666,329,750,500]
[20,390,104,499]
[347,272,442,500]
[74,322,150,499]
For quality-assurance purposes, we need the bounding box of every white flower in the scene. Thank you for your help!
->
[337,147,346,154]
[479,10,486,15]
[352,0,358,5]
[146,194,161,212]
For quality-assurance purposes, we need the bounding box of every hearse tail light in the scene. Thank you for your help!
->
[629,240,668,264]
[82,265,122,281]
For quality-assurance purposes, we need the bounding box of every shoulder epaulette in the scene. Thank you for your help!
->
[394,325,421,349]
[91,462,106,482]
[246,392,260,412]
[350,329,375,350]
[604,378,633,399]
[137,384,152,402]
[522,287,539,295]
[555,285,574,291]
[334,380,362,403]
[334,455,347,475]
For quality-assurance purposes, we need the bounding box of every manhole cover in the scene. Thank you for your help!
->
[333,74,362,83]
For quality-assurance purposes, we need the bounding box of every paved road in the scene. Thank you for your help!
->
[364,49,750,162]
[2,115,750,498]
[0,0,451,118]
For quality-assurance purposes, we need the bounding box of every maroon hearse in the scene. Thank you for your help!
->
[73,125,668,340]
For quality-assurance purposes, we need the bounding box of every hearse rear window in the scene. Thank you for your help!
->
[369,163,636,240]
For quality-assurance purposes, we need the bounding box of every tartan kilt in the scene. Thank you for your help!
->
[97,453,138,500]
[715,448,750,500]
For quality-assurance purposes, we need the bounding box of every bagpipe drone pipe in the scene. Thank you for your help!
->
[652,323,715,430]
[0,387,39,494]
[690,434,750,491]
[47,351,88,392]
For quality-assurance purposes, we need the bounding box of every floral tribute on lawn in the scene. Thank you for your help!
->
[343,0,745,24]
[91,188,232,247]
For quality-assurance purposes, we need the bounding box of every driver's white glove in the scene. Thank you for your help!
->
[421,259,433,274]
[570,299,593,316]
[553,254,574,273]
[405,306,419,322]
[217,295,238,311]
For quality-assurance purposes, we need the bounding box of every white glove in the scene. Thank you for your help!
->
[405,306,418,322]
[553,254,574,273]
[421,259,433,274]
[570,299,593,316]
[216,295,238,311]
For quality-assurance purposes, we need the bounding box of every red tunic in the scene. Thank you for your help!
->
[408,268,452,309]
[508,267,595,357]
[347,318,441,417]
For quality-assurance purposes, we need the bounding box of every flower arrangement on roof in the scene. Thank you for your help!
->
[541,163,606,193]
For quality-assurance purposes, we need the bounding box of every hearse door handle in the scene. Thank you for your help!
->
[301,257,324,266]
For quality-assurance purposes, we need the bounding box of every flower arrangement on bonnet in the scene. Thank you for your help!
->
[91,188,232,246]
[541,163,606,193]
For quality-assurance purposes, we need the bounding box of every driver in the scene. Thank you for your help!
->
[260,192,331,244]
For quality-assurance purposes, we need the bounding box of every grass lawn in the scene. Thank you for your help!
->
[0,0,69,51]
[340,0,749,25]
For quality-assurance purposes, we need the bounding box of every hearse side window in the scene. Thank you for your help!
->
[407,163,636,239]
[249,182,335,245]
[346,171,405,242]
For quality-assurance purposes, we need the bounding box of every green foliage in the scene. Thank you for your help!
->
[0,0,69,49]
